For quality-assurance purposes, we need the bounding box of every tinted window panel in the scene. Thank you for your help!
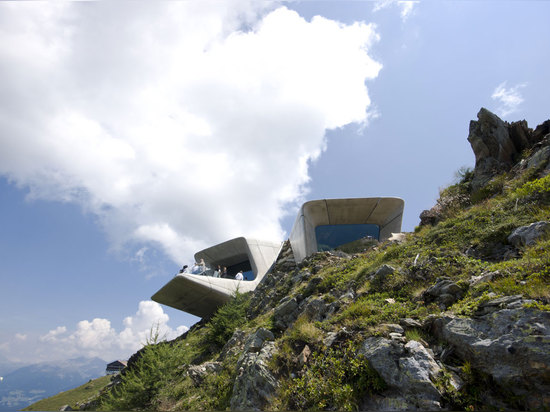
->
[315,224,380,251]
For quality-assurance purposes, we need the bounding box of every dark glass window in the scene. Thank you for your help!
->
[315,224,380,251]
[227,260,254,280]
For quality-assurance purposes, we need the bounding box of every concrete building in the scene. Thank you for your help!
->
[288,197,405,262]
[151,237,282,318]
[152,197,404,318]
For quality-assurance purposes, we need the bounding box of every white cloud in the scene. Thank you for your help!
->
[491,81,527,118]
[0,2,381,267]
[39,326,67,343]
[2,301,187,362]
[373,0,418,21]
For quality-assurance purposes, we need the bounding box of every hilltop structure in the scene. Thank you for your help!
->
[152,197,404,318]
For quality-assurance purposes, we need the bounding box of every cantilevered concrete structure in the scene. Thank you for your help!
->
[151,238,282,318]
[289,197,404,263]
[152,197,404,318]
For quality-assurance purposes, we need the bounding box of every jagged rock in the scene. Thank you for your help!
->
[359,337,442,410]
[371,264,395,286]
[469,270,499,286]
[301,297,328,322]
[433,306,550,409]
[230,341,279,411]
[323,332,338,347]
[468,108,530,191]
[273,297,299,330]
[419,207,443,227]
[244,328,275,353]
[422,277,465,309]
[187,361,222,386]
[473,294,530,316]
[400,318,422,329]
[219,329,247,360]
[508,221,550,247]
[388,232,407,243]
[296,344,311,367]
[527,144,550,172]
[59,405,73,411]
[381,323,405,334]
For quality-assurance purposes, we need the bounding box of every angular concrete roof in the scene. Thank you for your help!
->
[151,237,282,318]
[289,197,404,262]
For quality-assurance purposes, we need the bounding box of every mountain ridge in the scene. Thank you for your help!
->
[0,357,105,411]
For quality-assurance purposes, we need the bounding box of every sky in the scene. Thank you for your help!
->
[0,0,549,366]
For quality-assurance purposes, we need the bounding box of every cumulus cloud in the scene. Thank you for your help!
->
[373,0,418,21]
[0,2,381,267]
[491,81,527,117]
[2,301,186,362]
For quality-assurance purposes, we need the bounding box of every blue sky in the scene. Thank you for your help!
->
[0,0,548,365]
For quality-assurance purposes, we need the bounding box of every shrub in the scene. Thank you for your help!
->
[279,342,386,411]
[513,174,550,201]
[99,340,183,411]
[203,291,251,349]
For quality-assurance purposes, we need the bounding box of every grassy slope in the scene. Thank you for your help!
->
[92,165,549,411]
[22,375,112,411]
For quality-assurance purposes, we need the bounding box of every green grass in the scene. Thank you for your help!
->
[69,161,550,411]
[22,375,112,411]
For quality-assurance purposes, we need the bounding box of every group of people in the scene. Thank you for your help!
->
[178,260,245,280]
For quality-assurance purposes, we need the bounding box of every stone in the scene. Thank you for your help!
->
[187,361,222,386]
[219,329,247,360]
[508,221,550,248]
[371,264,395,286]
[468,108,518,191]
[469,270,499,286]
[230,341,279,411]
[422,277,464,308]
[432,306,550,409]
[243,328,275,353]
[296,344,311,367]
[388,232,407,243]
[474,294,523,316]
[527,145,550,171]
[323,332,338,347]
[381,323,405,334]
[273,297,299,330]
[59,405,73,411]
[400,318,422,329]
[301,298,328,322]
[359,337,442,409]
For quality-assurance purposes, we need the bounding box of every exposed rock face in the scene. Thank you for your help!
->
[467,108,546,191]
[359,337,443,410]
[508,221,550,247]
[422,277,464,309]
[432,304,550,409]
[230,330,278,411]
[187,362,222,386]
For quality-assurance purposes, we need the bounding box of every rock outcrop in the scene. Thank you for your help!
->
[508,221,550,247]
[432,303,550,409]
[229,329,278,411]
[467,108,547,191]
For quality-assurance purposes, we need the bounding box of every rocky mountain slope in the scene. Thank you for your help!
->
[72,108,549,411]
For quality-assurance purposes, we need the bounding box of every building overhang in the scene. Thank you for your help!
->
[151,237,282,318]
[289,197,405,262]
